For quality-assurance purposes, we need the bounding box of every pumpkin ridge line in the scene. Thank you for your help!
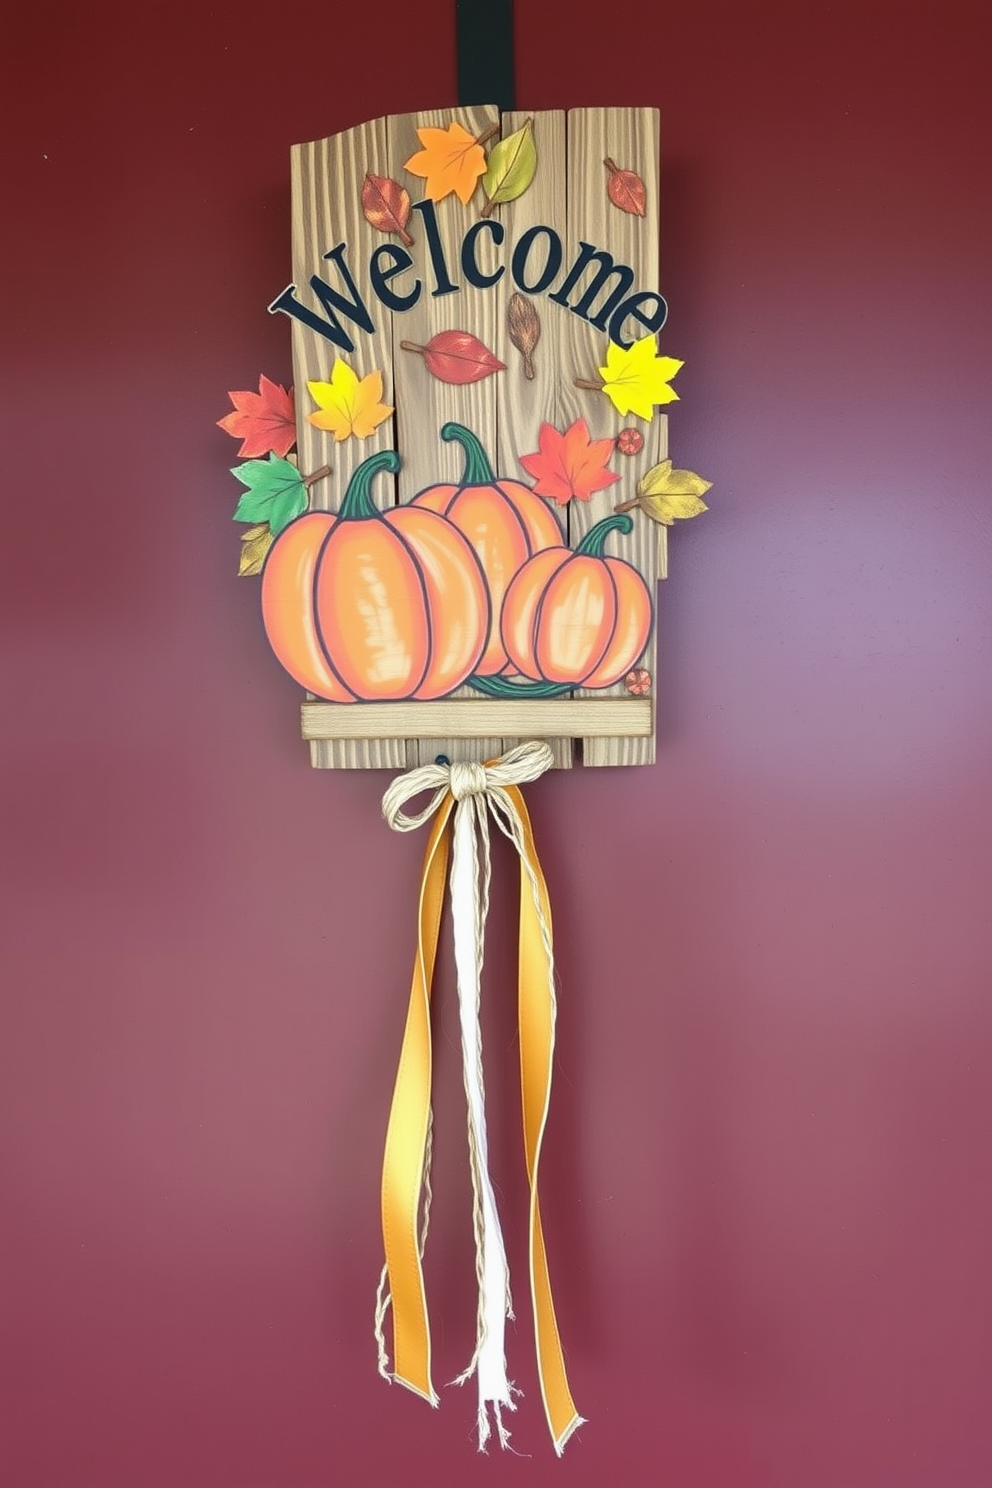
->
[385,513,436,701]
[530,550,572,685]
[499,479,534,559]
[312,522,359,702]
[593,552,622,682]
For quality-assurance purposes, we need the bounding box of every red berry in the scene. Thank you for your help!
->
[616,427,644,456]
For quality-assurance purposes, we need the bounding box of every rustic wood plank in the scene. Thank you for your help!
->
[289,118,409,771]
[386,105,502,501]
[289,119,398,509]
[302,699,652,741]
[492,109,573,770]
[308,738,417,771]
[559,108,664,766]
[493,112,569,483]
[386,104,505,768]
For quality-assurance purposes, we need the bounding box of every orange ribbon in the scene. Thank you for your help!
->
[378,765,582,1453]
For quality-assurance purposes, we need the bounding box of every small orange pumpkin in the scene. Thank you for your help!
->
[261,449,489,702]
[500,514,652,688]
[411,423,563,675]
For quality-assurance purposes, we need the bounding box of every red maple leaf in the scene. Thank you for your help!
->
[518,419,621,504]
[218,375,296,458]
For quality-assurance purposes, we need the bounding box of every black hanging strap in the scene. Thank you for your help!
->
[456,0,515,111]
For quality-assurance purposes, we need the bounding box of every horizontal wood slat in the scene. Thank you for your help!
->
[301,699,652,741]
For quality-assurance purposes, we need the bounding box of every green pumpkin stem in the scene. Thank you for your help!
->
[573,512,634,558]
[337,449,402,520]
[440,422,496,486]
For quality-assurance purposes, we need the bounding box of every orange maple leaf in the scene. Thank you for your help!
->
[218,376,296,458]
[519,419,621,504]
[404,121,487,205]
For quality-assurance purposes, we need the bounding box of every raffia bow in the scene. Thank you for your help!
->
[375,742,583,1454]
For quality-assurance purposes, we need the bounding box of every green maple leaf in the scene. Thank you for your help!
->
[232,453,307,534]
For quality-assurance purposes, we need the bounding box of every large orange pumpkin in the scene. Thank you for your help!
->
[411,423,563,675]
[500,514,652,688]
[261,449,489,702]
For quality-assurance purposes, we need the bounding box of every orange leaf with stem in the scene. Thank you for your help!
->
[519,419,621,504]
[604,157,647,216]
[403,120,492,205]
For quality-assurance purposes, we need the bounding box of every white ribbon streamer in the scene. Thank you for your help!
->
[382,742,555,1449]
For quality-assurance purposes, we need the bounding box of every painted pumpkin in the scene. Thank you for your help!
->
[500,514,652,687]
[261,449,489,702]
[411,423,563,675]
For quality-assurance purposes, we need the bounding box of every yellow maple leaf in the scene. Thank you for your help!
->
[404,121,487,205]
[307,360,393,441]
[599,335,683,421]
[635,460,711,525]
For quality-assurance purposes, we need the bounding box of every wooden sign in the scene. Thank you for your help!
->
[216,86,711,1452]
[227,106,707,771]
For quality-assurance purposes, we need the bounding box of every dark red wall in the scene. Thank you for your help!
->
[3,3,991,1484]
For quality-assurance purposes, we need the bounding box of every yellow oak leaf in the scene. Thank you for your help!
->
[635,460,711,525]
[598,335,683,421]
[404,121,487,205]
[238,522,274,576]
[307,360,393,441]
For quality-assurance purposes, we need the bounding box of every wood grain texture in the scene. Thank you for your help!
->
[493,110,573,769]
[387,106,504,767]
[301,698,651,740]
[290,119,409,771]
[289,119,397,509]
[559,108,664,767]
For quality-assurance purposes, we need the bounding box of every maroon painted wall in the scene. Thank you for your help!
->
[2,3,990,1484]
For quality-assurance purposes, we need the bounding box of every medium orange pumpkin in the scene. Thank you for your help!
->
[411,423,563,675]
[500,513,652,687]
[261,449,489,702]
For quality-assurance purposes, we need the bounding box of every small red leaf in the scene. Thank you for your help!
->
[218,376,296,458]
[400,331,506,385]
[604,157,647,217]
[362,173,414,247]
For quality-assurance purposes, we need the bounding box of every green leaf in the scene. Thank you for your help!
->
[232,453,307,534]
[482,118,537,208]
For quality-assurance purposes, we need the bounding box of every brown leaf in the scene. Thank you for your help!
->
[604,156,647,217]
[507,292,541,380]
[361,173,414,247]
